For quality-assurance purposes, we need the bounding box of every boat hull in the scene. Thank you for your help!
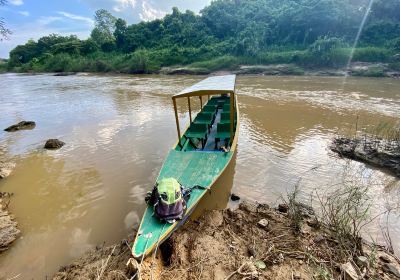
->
[132,96,240,259]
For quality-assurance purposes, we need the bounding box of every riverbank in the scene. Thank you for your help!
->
[0,192,19,253]
[160,62,400,78]
[0,161,19,253]
[52,201,400,280]
[3,61,400,78]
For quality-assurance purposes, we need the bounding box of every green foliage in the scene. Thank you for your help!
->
[6,0,400,73]
[188,56,241,71]
[352,47,391,62]
[81,39,99,55]
[0,58,7,72]
[386,37,400,51]
[257,50,307,64]
[121,49,159,74]
[304,36,347,67]
[308,37,345,56]
[91,9,116,46]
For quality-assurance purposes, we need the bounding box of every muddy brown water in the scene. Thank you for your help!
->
[0,73,399,279]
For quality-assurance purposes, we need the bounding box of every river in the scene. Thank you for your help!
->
[0,73,399,279]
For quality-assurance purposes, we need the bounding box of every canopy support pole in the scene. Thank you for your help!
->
[187,97,192,123]
[199,96,203,108]
[230,92,235,145]
[173,97,181,146]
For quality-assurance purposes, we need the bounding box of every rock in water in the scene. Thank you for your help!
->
[4,121,36,132]
[230,193,240,201]
[278,203,289,213]
[44,139,65,150]
[0,162,16,179]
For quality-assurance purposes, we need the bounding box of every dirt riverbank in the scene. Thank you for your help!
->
[52,201,400,280]
[0,192,20,253]
[331,137,400,178]
[160,62,400,78]
[0,161,20,253]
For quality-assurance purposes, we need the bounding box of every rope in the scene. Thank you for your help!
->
[150,222,167,280]
[130,232,152,280]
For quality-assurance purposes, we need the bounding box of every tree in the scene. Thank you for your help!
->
[0,0,11,41]
[90,9,117,46]
[114,18,127,49]
[9,39,39,66]
[37,34,78,53]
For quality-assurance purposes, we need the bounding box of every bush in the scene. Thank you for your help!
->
[120,49,160,74]
[302,36,347,67]
[188,55,240,71]
[257,50,306,64]
[308,36,345,56]
[42,53,72,72]
[352,47,391,62]
[386,37,400,52]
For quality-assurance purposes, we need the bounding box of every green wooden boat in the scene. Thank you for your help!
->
[132,75,239,259]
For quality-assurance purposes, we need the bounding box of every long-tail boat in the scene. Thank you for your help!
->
[132,75,239,259]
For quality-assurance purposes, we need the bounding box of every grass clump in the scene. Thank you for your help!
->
[352,47,392,62]
[316,183,371,254]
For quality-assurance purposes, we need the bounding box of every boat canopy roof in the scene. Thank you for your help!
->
[173,75,236,98]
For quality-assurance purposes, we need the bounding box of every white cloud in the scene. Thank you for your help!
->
[9,0,23,6]
[37,16,63,26]
[18,11,29,16]
[113,0,136,12]
[57,11,95,26]
[139,0,166,22]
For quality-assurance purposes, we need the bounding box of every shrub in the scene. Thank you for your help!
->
[42,53,72,72]
[352,47,391,62]
[188,56,240,71]
[386,37,400,52]
[122,49,160,74]
[302,37,347,67]
[257,50,306,64]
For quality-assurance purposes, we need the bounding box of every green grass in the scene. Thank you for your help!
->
[352,47,392,62]
[187,55,241,71]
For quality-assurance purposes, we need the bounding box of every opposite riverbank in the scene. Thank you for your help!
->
[53,201,400,280]
[2,60,400,79]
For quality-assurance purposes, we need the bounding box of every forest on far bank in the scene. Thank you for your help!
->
[3,0,400,75]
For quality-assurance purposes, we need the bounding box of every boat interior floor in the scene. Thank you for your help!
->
[203,108,226,151]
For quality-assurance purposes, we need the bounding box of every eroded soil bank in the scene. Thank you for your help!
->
[52,201,400,280]
[331,137,400,178]
[0,192,20,253]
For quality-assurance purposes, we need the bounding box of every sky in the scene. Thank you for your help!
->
[0,0,211,58]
